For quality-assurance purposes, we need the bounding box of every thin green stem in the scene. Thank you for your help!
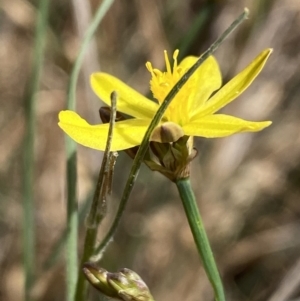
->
[75,92,117,301]
[68,0,115,109]
[176,1,215,60]
[65,1,115,300]
[42,194,92,271]
[94,8,249,258]
[176,178,225,301]
[23,0,49,300]
[65,144,78,301]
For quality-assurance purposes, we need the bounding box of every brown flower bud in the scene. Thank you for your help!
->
[150,122,184,143]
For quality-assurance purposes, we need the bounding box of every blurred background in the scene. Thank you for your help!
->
[1,0,300,300]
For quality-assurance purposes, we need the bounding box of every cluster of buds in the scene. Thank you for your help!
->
[83,262,155,301]
[100,107,197,182]
[146,123,197,181]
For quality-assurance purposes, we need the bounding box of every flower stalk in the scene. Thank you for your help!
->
[176,178,225,301]
[75,92,118,301]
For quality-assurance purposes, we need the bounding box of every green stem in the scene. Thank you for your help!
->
[65,146,78,301]
[23,0,49,300]
[176,1,214,60]
[42,194,92,271]
[75,92,117,301]
[75,228,97,300]
[65,1,115,300]
[176,178,225,301]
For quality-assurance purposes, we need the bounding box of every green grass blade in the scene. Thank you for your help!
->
[176,2,214,60]
[23,0,50,300]
[42,196,92,271]
[64,0,115,300]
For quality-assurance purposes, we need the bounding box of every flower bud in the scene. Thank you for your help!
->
[83,263,154,301]
[82,263,120,299]
[144,136,197,181]
[107,269,154,301]
[99,106,126,123]
[151,122,184,143]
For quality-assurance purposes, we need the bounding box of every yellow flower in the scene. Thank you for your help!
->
[58,49,272,151]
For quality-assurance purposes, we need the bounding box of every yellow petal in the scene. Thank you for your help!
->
[58,110,150,151]
[191,49,273,120]
[91,73,159,119]
[180,55,222,111]
[183,114,272,137]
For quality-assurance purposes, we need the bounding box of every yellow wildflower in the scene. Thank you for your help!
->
[58,49,272,151]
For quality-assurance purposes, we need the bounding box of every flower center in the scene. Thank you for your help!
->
[146,50,193,125]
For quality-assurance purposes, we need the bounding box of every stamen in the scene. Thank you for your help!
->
[173,49,179,73]
[164,50,171,74]
[145,62,154,75]
[153,68,162,76]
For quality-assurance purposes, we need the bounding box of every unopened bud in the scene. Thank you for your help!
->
[99,106,126,123]
[151,122,184,143]
[82,263,119,299]
[83,263,154,301]
[108,269,154,301]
